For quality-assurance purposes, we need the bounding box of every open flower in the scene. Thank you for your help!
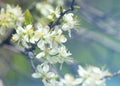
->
[62,13,77,37]
[32,63,57,80]
[78,65,110,86]
[50,29,67,44]
[12,24,34,47]
[47,6,61,21]
[57,45,72,63]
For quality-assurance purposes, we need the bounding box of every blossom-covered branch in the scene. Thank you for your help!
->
[0,0,120,86]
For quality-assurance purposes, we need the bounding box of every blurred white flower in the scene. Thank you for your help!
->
[36,3,54,17]
[78,65,110,86]
[60,74,82,86]
[0,4,24,29]
[6,5,24,22]
[47,0,64,5]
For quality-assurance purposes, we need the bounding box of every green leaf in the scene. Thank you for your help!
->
[60,5,64,13]
[74,5,80,9]
[24,9,33,25]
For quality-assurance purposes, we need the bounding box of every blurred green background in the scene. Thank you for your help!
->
[0,0,120,86]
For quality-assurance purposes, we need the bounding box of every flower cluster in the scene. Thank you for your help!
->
[12,24,34,47]
[0,1,113,86]
[13,23,73,63]
[0,4,24,42]
[35,0,62,25]
[0,4,24,29]
[32,64,110,86]
[32,63,81,86]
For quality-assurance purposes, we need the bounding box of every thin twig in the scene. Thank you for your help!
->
[3,44,36,72]
[99,70,120,80]
[29,58,36,71]
[24,47,36,72]
[104,70,120,79]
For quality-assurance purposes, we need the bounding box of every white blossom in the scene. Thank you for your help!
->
[0,4,24,29]
[47,6,61,21]
[32,63,57,80]
[12,24,34,47]
[57,45,72,63]
[78,65,110,86]
[50,28,67,44]
[36,52,45,59]
[37,40,46,50]
[62,13,77,37]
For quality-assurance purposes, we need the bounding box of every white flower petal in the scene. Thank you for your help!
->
[49,49,58,55]
[60,35,67,43]
[32,73,40,78]
[26,24,32,30]
[37,40,45,50]
[36,52,45,59]
[43,64,49,73]
[78,65,87,77]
